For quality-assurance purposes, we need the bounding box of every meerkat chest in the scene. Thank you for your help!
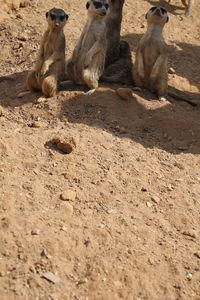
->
[142,35,164,65]
[43,33,60,57]
[82,20,105,48]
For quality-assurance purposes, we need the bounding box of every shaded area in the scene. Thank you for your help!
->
[60,87,200,154]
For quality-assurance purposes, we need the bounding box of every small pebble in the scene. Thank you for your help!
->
[31,229,40,235]
[37,97,47,103]
[60,190,76,201]
[146,201,152,208]
[31,121,47,128]
[60,202,73,216]
[52,136,76,154]
[194,252,200,259]
[151,196,160,204]
[182,230,197,239]
[42,272,60,284]
[168,67,175,74]
[186,273,192,281]
[116,88,133,101]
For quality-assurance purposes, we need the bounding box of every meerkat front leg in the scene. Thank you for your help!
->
[133,49,145,88]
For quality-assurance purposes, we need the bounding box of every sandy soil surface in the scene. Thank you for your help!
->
[0,0,200,299]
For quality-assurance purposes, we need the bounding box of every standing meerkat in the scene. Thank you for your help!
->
[27,8,68,97]
[101,0,133,84]
[133,6,169,101]
[66,0,109,94]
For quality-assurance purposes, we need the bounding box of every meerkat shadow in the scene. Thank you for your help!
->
[0,71,43,108]
[60,87,200,155]
[147,0,185,15]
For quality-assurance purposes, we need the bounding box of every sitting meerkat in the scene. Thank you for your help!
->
[66,0,109,94]
[101,0,133,84]
[133,6,169,101]
[27,8,68,97]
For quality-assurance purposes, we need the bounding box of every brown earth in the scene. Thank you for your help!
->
[0,0,200,299]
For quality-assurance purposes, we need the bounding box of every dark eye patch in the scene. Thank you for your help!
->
[59,15,66,21]
[50,13,56,20]
[105,3,109,9]
[150,6,157,12]
[161,7,167,14]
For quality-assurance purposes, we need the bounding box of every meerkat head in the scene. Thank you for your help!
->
[86,0,109,18]
[146,6,169,26]
[46,8,68,30]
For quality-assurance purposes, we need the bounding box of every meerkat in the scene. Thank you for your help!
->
[26,8,68,97]
[66,0,109,94]
[101,0,133,84]
[133,6,169,101]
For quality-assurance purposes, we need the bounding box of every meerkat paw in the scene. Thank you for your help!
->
[85,89,96,96]
[159,96,167,101]
[40,63,49,77]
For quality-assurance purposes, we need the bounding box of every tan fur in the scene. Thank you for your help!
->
[133,7,169,100]
[27,8,68,97]
[66,0,109,94]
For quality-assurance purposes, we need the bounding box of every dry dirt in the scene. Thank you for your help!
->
[0,0,200,299]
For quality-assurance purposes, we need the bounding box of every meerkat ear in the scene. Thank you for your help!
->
[45,11,49,18]
[166,16,169,23]
[86,2,90,9]
[145,13,148,19]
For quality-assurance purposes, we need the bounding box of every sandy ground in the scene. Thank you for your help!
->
[0,0,200,299]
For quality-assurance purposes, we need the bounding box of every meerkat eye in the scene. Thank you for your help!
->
[50,14,56,20]
[161,7,167,14]
[59,15,66,21]
[93,1,103,8]
[105,3,109,9]
[150,7,157,12]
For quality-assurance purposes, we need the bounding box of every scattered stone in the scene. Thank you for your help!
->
[0,106,5,116]
[194,252,200,259]
[151,196,160,204]
[186,273,192,281]
[76,278,88,285]
[107,209,115,214]
[169,67,175,74]
[42,272,60,284]
[37,97,47,103]
[146,201,152,208]
[60,202,73,216]
[52,136,76,154]
[182,230,197,239]
[60,190,76,201]
[41,249,49,258]
[141,187,147,192]
[116,88,133,101]
[17,90,30,98]
[114,281,122,287]
[31,121,47,128]
[31,229,40,235]
[61,226,68,232]
[18,34,28,41]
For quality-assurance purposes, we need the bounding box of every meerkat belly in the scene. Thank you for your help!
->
[143,45,159,80]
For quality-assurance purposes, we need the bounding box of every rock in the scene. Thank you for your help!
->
[52,136,76,154]
[151,196,160,204]
[116,88,133,101]
[186,273,192,281]
[168,67,175,74]
[42,272,60,284]
[31,229,40,235]
[37,97,47,103]
[146,201,152,208]
[182,230,197,239]
[60,190,76,201]
[18,34,27,41]
[60,202,73,217]
[31,121,47,128]
[194,252,200,259]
